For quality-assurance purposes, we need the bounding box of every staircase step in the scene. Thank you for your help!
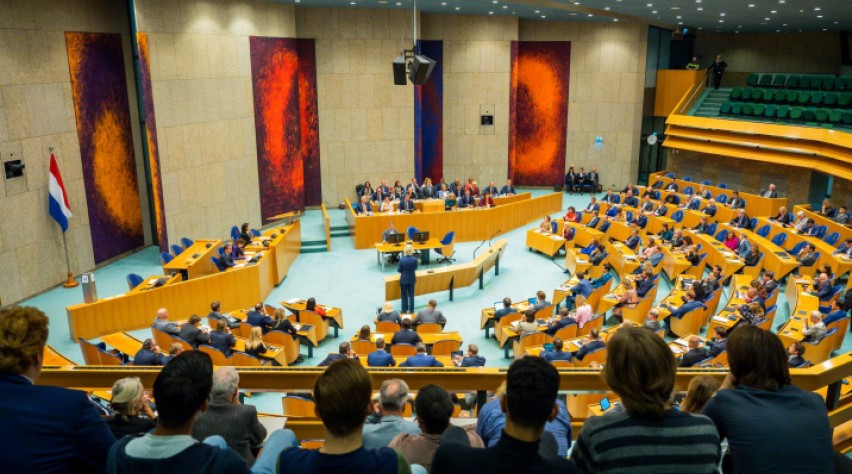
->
[299,247,327,254]
[301,239,327,246]
[330,232,352,238]
[329,225,352,231]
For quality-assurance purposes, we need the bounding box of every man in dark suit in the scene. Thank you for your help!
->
[636,271,655,298]
[544,308,576,336]
[574,328,605,361]
[585,166,600,194]
[730,209,751,229]
[354,195,373,215]
[787,342,809,368]
[192,367,267,463]
[494,297,518,322]
[702,199,717,217]
[708,54,727,89]
[458,189,477,208]
[664,191,678,205]
[678,336,710,367]
[761,183,778,198]
[219,243,236,268]
[662,293,705,337]
[600,189,617,204]
[598,216,611,233]
[398,245,418,313]
[797,244,818,270]
[415,299,446,327]
[664,180,679,193]
[0,307,116,472]
[833,206,850,225]
[391,319,422,346]
[670,230,685,249]
[133,338,167,366]
[209,321,237,357]
[585,197,600,214]
[246,303,274,334]
[398,194,416,212]
[500,179,515,196]
[420,179,436,199]
[483,181,499,196]
[653,203,668,217]
[367,338,396,367]
[761,271,778,293]
[152,307,181,335]
[625,229,641,250]
[727,191,746,209]
[623,190,639,208]
[454,344,486,367]
[541,338,573,363]
[589,244,608,265]
[705,327,728,357]
[405,178,421,198]
[318,342,358,366]
[400,343,444,367]
[208,300,240,329]
[640,197,655,213]
[180,314,211,349]
[812,272,833,300]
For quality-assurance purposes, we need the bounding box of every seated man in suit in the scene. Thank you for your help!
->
[702,198,717,217]
[624,228,642,250]
[761,271,778,293]
[761,183,778,198]
[620,190,637,209]
[453,344,486,367]
[499,179,515,196]
[152,307,181,335]
[810,272,833,300]
[736,233,751,259]
[640,197,655,213]
[133,339,167,366]
[354,195,373,216]
[208,301,240,330]
[218,243,237,268]
[704,327,728,357]
[678,336,710,368]
[179,315,211,349]
[541,338,573,363]
[664,179,679,193]
[585,166,600,194]
[833,206,850,225]
[564,273,592,310]
[531,290,551,311]
[589,243,608,266]
[635,270,655,298]
[405,177,421,198]
[644,309,662,331]
[493,297,519,322]
[797,244,819,270]
[787,342,810,368]
[696,185,712,200]
[415,299,447,327]
[653,202,669,217]
[727,191,746,209]
[822,299,849,326]
[400,343,444,367]
[545,308,576,336]
[367,338,396,367]
[664,191,678,205]
[574,328,605,361]
[600,189,617,204]
[586,215,601,229]
[458,189,477,208]
[246,303,274,334]
[482,181,499,197]
[598,216,612,233]
[585,197,600,214]
[591,264,614,289]
[318,341,358,367]
[391,318,422,346]
[730,208,751,229]
[420,178,436,199]
[398,193,416,212]
[209,321,236,357]
[661,292,704,337]
[833,238,852,257]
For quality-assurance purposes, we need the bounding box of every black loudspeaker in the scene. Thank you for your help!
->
[408,54,435,85]
[392,54,407,86]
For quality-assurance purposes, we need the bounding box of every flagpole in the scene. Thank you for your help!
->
[62,231,78,288]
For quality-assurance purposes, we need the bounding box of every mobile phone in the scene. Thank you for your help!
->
[599,397,611,411]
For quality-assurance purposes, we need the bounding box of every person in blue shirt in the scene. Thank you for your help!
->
[499,179,515,196]
[662,292,705,337]
[648,249,665,267]
[454,344,486,367]
[493,297,518,321]
[354,195,373,216]
[398,245,418,314]
[367,338,396,367]
[586,215,600,229]
[636,270,655,298]
[585,197,600,214]
[590,264,613,289]
[580,239,598,255]
[564,273,592,310]
[822,299,848,326]
[625,228,642,250]
[400,343,443,367]
[133,339,167,366]
[541,338,573,363]
[246,303,274,334]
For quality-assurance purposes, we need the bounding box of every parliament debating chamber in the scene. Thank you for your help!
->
[2,0,852,472]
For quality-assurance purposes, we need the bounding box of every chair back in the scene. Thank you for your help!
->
[237,322,255,338]
[126,273,144,290]
[78,338,123,365]
[151,326,173,352]
[534,305,555,320]
[199,345,230,366]
[706,223,717,236]
[682,186,694,195]
[717,183,728,189]
[170,244,184,256]
[771,233,787,247]
[514,333,549,356]
[636,215,647,228]
[440,231,455,245]
[788,241,806,256]
[265,330,299,365]
[230,226,240,242]
[230,351,263,366]
[756,225,770,238]
[716,194,728,204]
[577,347,608,367]
[742,252,765,278]
[210,257,225,272]
[553,324,578,340]
[551,221,558,234]
[406,226,418,240]
[625,211,634,222]
[682,176,692,182]
[299,310,329,341]
[827,317,849,351]
[281,396,318,418]
[715,229,727,241]
[670,305,707,338]
[390,343,417,356]
[803,328,837,364]
[416,323,442,333]
[351,340,377,354]
[824,232,840,246]
[815,225,828,239]
[169,335,195,353]
[671,210,684,223]
[250,229,262,237]
[577,313,604,337]
[665,172,675,178]
[160,252,174,264]
[180,237,194,248]
[431,339,462,355]
[701,179,711,185]
[376,321,401,332]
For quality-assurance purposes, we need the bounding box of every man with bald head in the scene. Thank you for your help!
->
[678,336,709,367]
[152,308,180,335]
[362,378,419,449]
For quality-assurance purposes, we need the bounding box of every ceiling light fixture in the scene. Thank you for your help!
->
[697,7,703,10]
[814,7,821,10]
[720,12,726,16]
[817,15,823,18]
[748,4,754,7]
[652,11,657,14]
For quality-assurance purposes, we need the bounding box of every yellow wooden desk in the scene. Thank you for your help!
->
[553,276,581,308]
[667,333,706,359]
[375,238,443,268]
[718,223,798,279]
[43,345,76,367]
[563,221,607,248]
[360,332,463,347]
[605,219,633,242]
[231,306,318,354]
[779,276,820,348]
[66,221,300,342]
[661,245,692,281]
[384,240,506,301]
[793,205,852,242]
[281,299,345,335]
[648,172,788,217]
[606,241,640,276]
[245,224,302,286]
[564,248,593,276]
[494,192,532,206]
[756,217,852,280]
[232,338,289,366]
[706,275,752,336]
[686,230,745,277]
[128,274,183,294]
[100,331,144,357]
[359,355,455,367]
[346,193,562,249]
[526,228,567,257]
[163,239,221,279]
[480,300,534,338]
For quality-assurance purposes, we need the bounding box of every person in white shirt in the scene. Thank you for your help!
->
[802,311,827,342]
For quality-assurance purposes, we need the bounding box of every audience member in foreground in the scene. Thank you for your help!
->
[572,327,721,473]
[701,326,834,473]
[681,376,720,414]
[105,377,157,438]
[363,379,420,449]
[0,306,116,473]
[278,359,413,473]
[432,357,578,473]
[390,384,484,472]
[111,351,298,474]
[192,367,267,464]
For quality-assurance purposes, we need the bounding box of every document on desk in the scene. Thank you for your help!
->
[286,297,301,304]
[712,315,728,323]
[674,338,689,347]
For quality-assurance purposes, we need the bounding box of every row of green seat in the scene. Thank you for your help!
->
[730,88,852,109]
[745,73,851,91]
[720,101,852,127]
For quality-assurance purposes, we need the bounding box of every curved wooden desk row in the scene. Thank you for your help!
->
[648,171,787,217]
[383,240,507,301]
[755,217,852,281]
[633,184,739,223]
[66,221,301,342]
[794,205,852,242]
[346,193,563,249]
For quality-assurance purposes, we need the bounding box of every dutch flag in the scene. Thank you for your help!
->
[48,153,72,232]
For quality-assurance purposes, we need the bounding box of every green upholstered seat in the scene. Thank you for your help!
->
[824,92,837,106]
[814,108,829,122]
[742,103,754,115]
[731,102,743,115]
[838,93,851,107]
[758,74,772,86]
[802,107,816,121]
[800,76,813,89]
[841,111,852,125]
[730,88,742,99]
[753,104,765,116]
[746,73,759,86]
[720,102,733,114]
[786,75,800,88]
[764,104,777,118]
[797,91,811,104]
[829,109,842,123]
[772,74,786,87]
[821,77,835,90]
[810,92,824,105]
[741,88,753,100]
[789,107,803,120]
[785,90,798,104]
[776,106,790,119]
[762,90,774,102]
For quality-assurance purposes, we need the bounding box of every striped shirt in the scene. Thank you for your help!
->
[571,409,720,473]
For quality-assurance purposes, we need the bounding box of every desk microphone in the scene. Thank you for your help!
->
[474,230,501,259]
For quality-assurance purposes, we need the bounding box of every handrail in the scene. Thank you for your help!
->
[321,204,331,252]
[672,69,709,116]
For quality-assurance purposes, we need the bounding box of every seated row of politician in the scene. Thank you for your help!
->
[1,305,842,473]
[358,177,517,201]
[353,179,517,215]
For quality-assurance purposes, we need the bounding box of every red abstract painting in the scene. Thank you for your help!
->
[508,41,571,186]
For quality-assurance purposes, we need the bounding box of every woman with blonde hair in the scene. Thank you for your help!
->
[270,307,297,336]
[681,375,721,414]
[378,301,401,324]
[612,277,639,323]
[574,294,594,328]
[244,326,267,356]
[104,377,157,438]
